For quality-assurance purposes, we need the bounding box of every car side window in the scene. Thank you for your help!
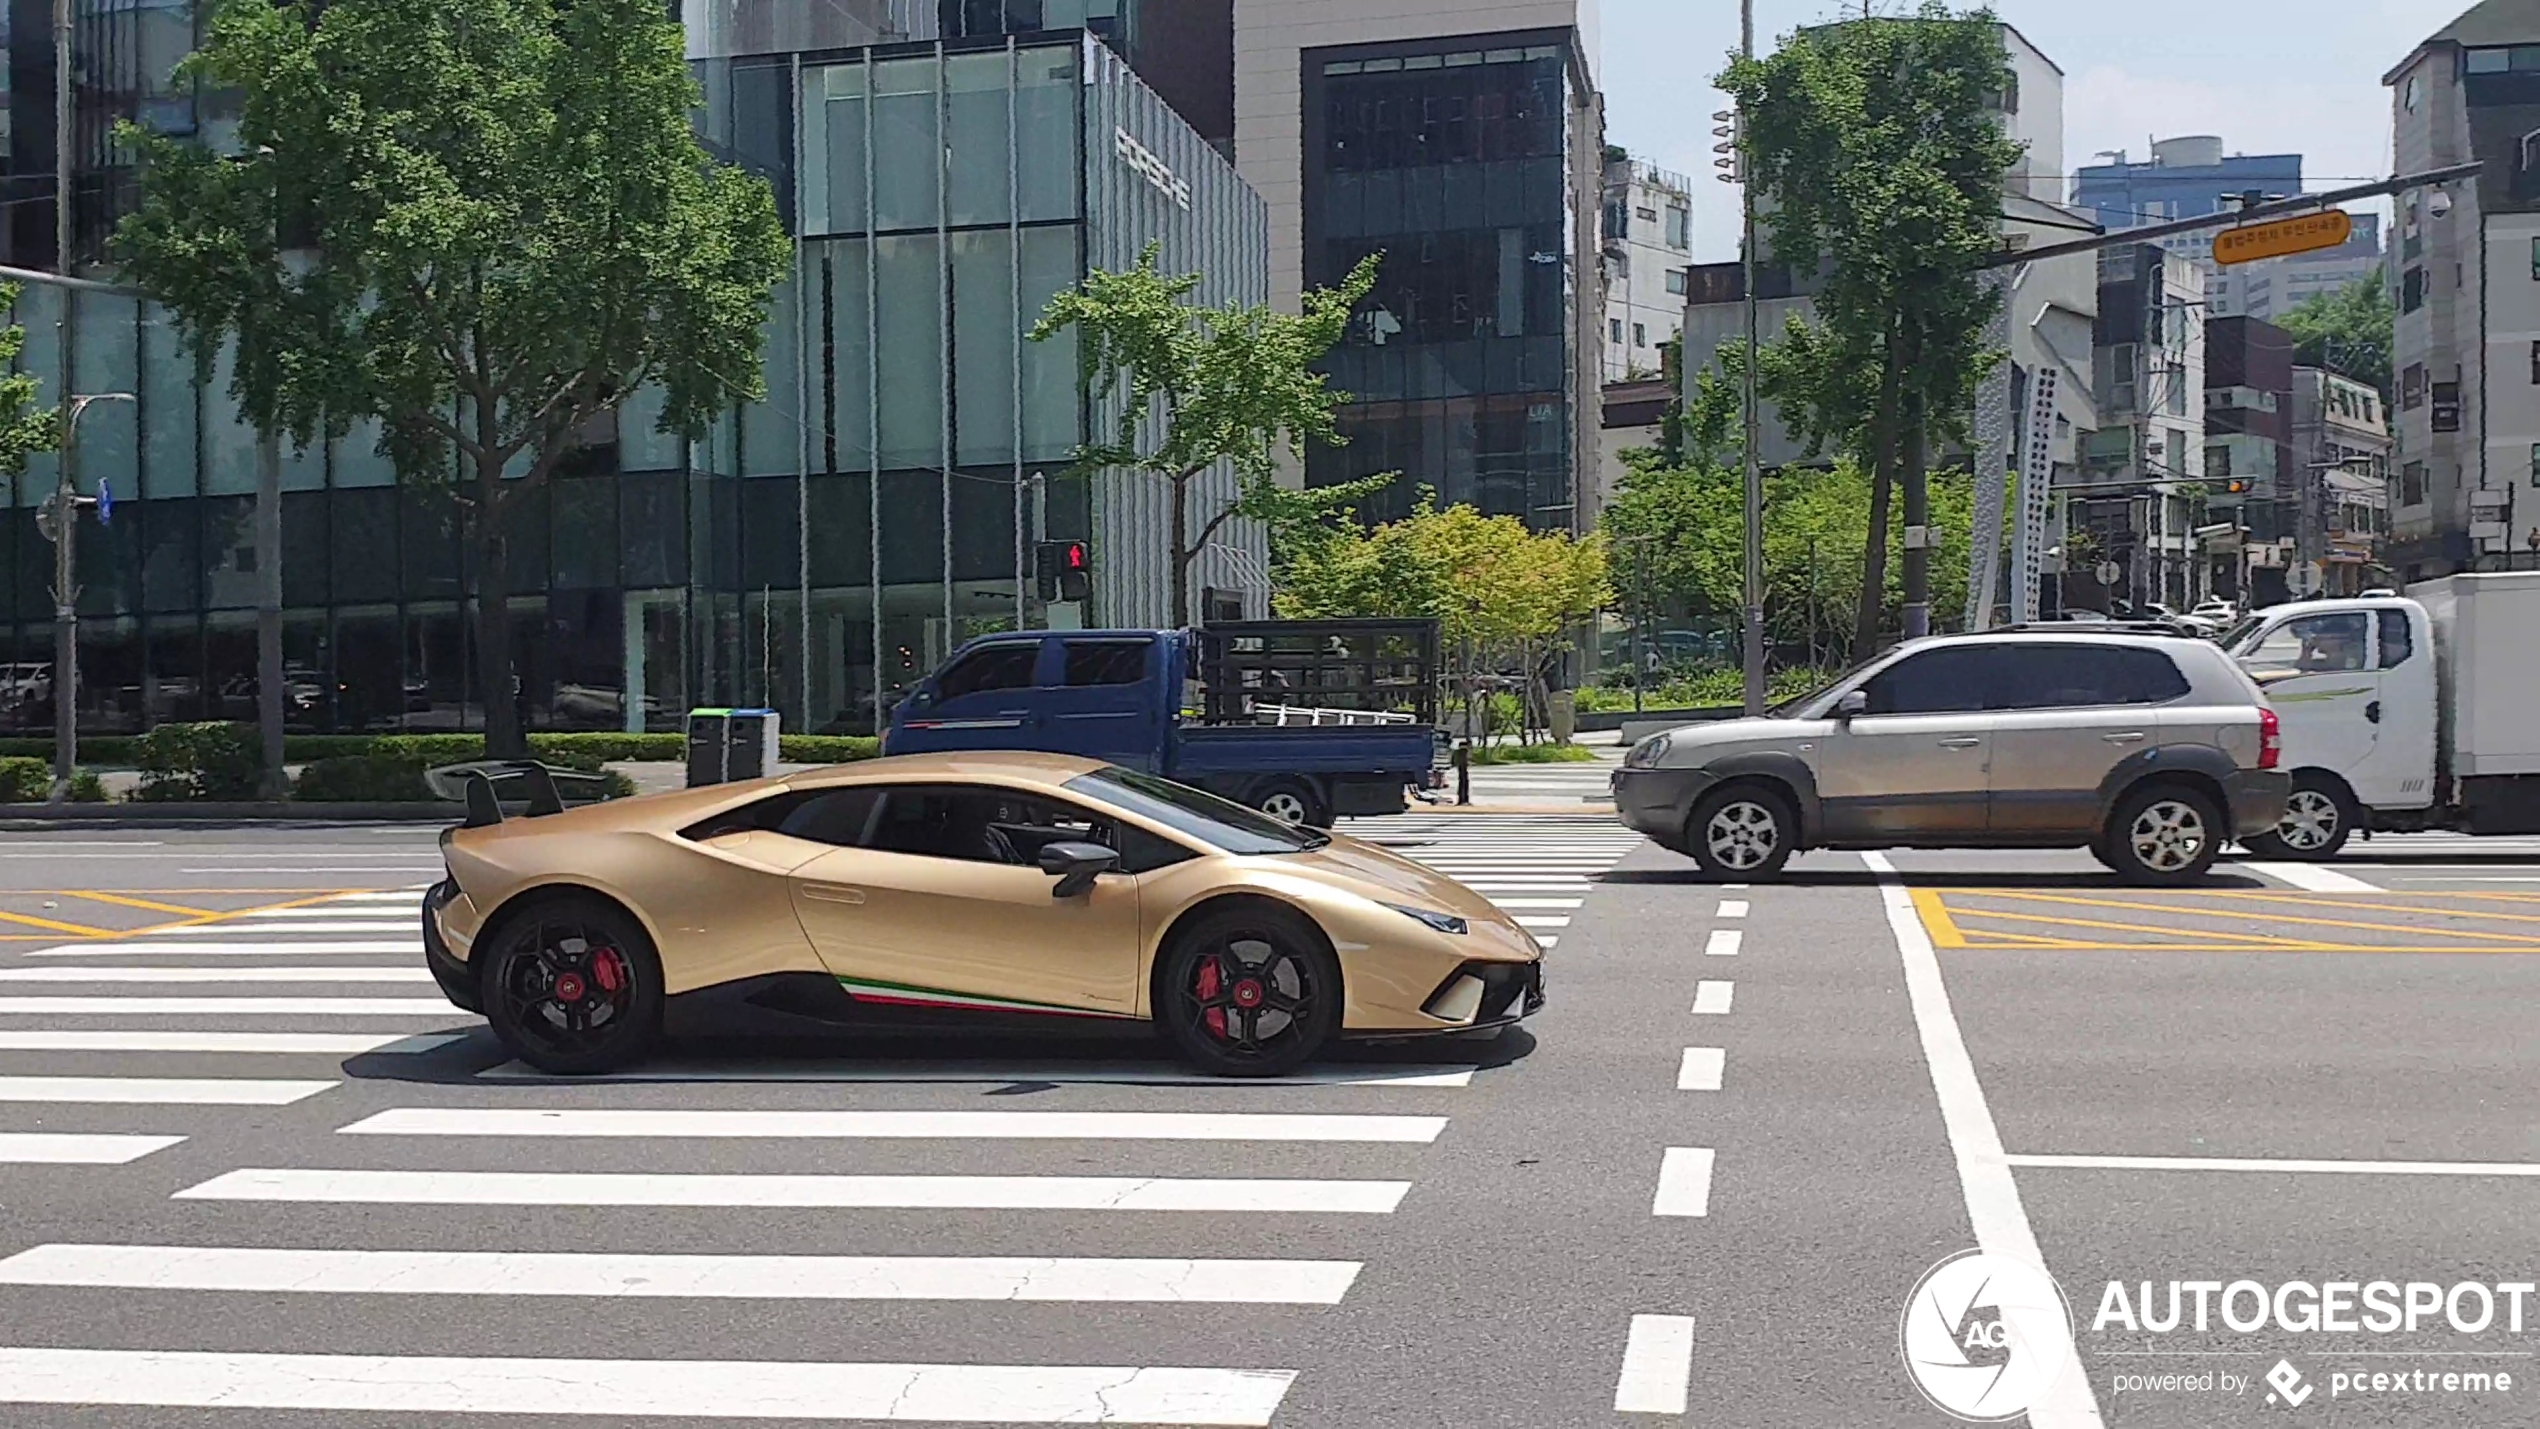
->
[2244,613,2368,676]
[1064,641,1150,687]
[862,784,1196,873]
[934,644,1040,702]
[1861,648,1998,715]
[1994,646,2187,709]
[771,788,882,847]
[2376,610,2415,670]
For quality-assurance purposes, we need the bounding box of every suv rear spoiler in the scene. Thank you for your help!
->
[427,761,608,828]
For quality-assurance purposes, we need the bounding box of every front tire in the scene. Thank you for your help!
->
[479,893,664,1075]
[2105,783,2224,886]
[1156,907,1342,1077]
[2243,774,2356,860]
[1684,783,1797,880]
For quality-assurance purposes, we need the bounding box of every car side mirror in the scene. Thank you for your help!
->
[1037,840,1120,899]
[1835,690,1869,721]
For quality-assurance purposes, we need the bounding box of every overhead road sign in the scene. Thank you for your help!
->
[2214,209,2352,267]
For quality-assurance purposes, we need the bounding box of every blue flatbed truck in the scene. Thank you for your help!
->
[880,620,1443,825]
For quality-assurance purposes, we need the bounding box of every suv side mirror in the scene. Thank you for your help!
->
[1037,840,1120,898]
[1835,690,1869,721]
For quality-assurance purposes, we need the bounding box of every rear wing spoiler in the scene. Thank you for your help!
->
[427,761,613,828]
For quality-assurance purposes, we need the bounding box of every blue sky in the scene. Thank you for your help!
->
[1602,0,2450,260]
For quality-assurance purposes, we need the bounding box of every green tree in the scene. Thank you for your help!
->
[1720,4,2019,658]
[112,0,792,755]
[0,286,60,473]
[1031,243,1381,629]
[2279,271,2394,397]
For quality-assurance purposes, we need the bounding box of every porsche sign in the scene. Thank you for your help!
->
[2213,209,2353,266]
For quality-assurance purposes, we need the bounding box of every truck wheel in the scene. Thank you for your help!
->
[1253,779,1326,828]
[2243,774,2356,860]
[2104,783,2224,886]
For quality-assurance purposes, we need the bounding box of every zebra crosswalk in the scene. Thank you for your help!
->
[0,813,1649,1423]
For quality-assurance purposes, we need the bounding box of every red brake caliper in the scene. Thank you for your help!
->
[590,948,624,995]
[1195,959,1226,1039]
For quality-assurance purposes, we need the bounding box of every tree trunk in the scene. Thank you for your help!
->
[1853,323,1909,661]
[1168,473,1191,630]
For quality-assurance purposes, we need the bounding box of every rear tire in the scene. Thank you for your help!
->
[1684,783,1797,881]
[1156,907,1342,1078]
[1252,779,1326,828]
[479,892,664,1075]
[2104,783,2224,886]
[2243,774,2356,860]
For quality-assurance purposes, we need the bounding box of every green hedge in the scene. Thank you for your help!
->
[293,754,433,803]
[0,737,137,764]
[1467,743,1601,766]
[0,729,881,772]
[133,722,265,802]
[0,756,49,803]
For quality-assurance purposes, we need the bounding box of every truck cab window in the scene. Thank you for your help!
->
[934,644,1040,701]
[1064,641,1150,687]
[2377,611,2415,670]
[2245,613,2368,676]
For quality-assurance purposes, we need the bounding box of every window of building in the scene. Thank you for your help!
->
[2403,74,2422,111]
[2432,380,2462,432]
[2401,460,2426,506]
[2401,266,2425,313]
[1665,205,1691,249]
[1635,206,1658,223]
[1610,317,1624,344]
[2470,48,2512,74]
[1665,268,1689,296]
[2402,365,2425,410]
[1633,323,1647,347]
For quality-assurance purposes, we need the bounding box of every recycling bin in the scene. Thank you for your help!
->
[684,708,781,787]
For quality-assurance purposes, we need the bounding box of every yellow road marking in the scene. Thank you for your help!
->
[2159,889,2540,929]
[122,889,365,938]
[1938,905,2342,948]
[1956,889,2540,946]
[1945,941,2540,955]
[1911,889,1973,948]
[57,890,214,918]
[0,906,120,937]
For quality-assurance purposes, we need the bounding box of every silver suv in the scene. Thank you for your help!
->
[1611,630,2291,884]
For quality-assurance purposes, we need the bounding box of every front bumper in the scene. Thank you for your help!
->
[2226,768,2294,838]
[1610,767,1713,840]
[1347,959,1544,1040]
[421,880,479,1013]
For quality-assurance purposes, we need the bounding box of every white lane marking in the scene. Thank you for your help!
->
[178,1168,1413,1213]
[2241,862,2380,893]
[179,868,443,875]
[477,1061,1474,1088]
[0,1245,1362,1305]
[0,1133,184,1165]
[0,967,432,984]
[1485,899,1584,910]
[0,1349,1298,1424]
[1513,917,1571,930]
[0,997,454,1017]
[1651,1148,1715,1217]
[0,1031,460,1055]
[1722,883,1749,890]
[155,922,417,935]
[1536,936,1559,949]
[1863,850,2104,1428]
[2007,1154,2540,1177]
[1705,930,1742,957]
[1691,981,1734,1016]
[0,1076,335,1106]
[339,1107,1449,1143]
[1675,1049,1724,1092]
[1716,900,1749,919]
[237,905,418,917]
[28,942,420,957]
[1613,1314,1696,1415]
[0,841,166,848]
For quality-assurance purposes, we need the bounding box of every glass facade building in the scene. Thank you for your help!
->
[1297,29,1599,529]
[0,26,1266,738]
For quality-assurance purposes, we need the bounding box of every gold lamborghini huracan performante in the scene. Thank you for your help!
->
[424,753,1544,1076]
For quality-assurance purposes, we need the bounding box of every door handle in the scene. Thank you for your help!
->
[1937,737,1983,749]
[2365,701,2381,725]
[2101,732,2148,745]
[800,883,866,905]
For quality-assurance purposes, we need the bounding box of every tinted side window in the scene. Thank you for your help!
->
[863,784,1194,872]
[2377,610,2415,669]
[1994,645,2187,708]
[772,788,881,847]
[2116,649,2191,702]
[1862,648,1998,715]
[934,644,1040,702]
[1064,640,1150,687]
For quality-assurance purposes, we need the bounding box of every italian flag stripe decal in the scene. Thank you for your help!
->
[836,978,1138,1020]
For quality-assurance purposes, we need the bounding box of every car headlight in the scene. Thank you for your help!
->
[1383,902,1468,936]
[1625,732,1672,768]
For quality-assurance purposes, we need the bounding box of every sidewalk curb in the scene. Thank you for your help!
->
[0,802,462,827]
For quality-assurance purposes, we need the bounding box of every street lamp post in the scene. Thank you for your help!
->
[39,391,135,801]
[1738,0,1764,716]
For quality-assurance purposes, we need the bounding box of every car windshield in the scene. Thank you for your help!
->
[2217,614,2264,652]
[1066,768,1328,855]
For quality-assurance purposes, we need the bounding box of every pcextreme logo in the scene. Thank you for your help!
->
[1900,1250,2077,1422]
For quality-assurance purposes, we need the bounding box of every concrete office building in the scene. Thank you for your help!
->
[1,16,1265,738]
[1236,0,1606,532]
[2383,0,2537,578]
[2201,315,2295,604]
[2072,138,2303,247]
[2290,367,2395,597]
[2076,243,2208,610]
[1601,156,1692,381]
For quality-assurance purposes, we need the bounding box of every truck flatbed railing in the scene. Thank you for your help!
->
[1247,704,1420,727]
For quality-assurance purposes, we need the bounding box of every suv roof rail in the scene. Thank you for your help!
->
[1957,621,2195,637]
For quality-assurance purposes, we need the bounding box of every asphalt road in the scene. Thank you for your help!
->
[0,820,2533,1426]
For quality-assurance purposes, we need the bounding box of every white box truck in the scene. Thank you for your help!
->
[2224,572,2540,856]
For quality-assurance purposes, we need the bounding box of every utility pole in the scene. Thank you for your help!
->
[52,0,71,277]
[38,393,133,801]
[1737,0,1765,714]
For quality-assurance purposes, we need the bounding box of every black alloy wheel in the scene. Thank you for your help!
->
[481,895,664,1075]
[1158,909,1341,1077]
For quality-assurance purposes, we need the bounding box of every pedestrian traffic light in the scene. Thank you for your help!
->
[1036,540,1090,602]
